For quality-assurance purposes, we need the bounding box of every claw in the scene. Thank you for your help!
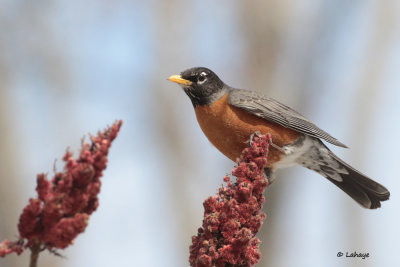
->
[249,131,261,146]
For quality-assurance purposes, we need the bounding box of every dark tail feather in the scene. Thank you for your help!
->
[300,140,390,209]
[326,152,390,209]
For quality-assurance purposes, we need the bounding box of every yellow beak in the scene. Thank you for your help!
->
[168,75,193,86]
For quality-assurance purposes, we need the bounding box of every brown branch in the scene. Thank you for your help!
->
[29,242,40,267]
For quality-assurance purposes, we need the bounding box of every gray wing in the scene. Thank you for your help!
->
[227,88,347,148]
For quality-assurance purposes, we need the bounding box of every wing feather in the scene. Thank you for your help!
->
[227,89,347,148]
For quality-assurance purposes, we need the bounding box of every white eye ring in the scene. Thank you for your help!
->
[198,72,207,84]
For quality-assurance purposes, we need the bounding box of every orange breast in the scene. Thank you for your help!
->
[194,93,300,167]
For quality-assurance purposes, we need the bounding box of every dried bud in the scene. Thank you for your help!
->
[189,133,271,267]
[1,120,122,258]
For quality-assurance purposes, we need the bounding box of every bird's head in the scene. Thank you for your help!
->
[168,67,226,106]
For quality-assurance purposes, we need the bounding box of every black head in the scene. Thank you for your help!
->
[168,67,226,107]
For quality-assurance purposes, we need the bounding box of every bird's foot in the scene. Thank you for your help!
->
[249,132,285,154]
[249,131,261,146]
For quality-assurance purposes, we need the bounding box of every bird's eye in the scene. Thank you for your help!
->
[197,72,207,83]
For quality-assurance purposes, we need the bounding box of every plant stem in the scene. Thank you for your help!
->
[29,243,41,267]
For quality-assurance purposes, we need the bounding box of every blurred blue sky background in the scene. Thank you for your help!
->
[0,0,399,267]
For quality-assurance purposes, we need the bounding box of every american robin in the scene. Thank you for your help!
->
[168,67,390,209]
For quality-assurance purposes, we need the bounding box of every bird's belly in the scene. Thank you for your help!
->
[194,94,300,167]
[273,135,313,169]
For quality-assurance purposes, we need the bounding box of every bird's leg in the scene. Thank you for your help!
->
[249,132,286,154]
[269,139,286,154]
[264,168,275,184]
